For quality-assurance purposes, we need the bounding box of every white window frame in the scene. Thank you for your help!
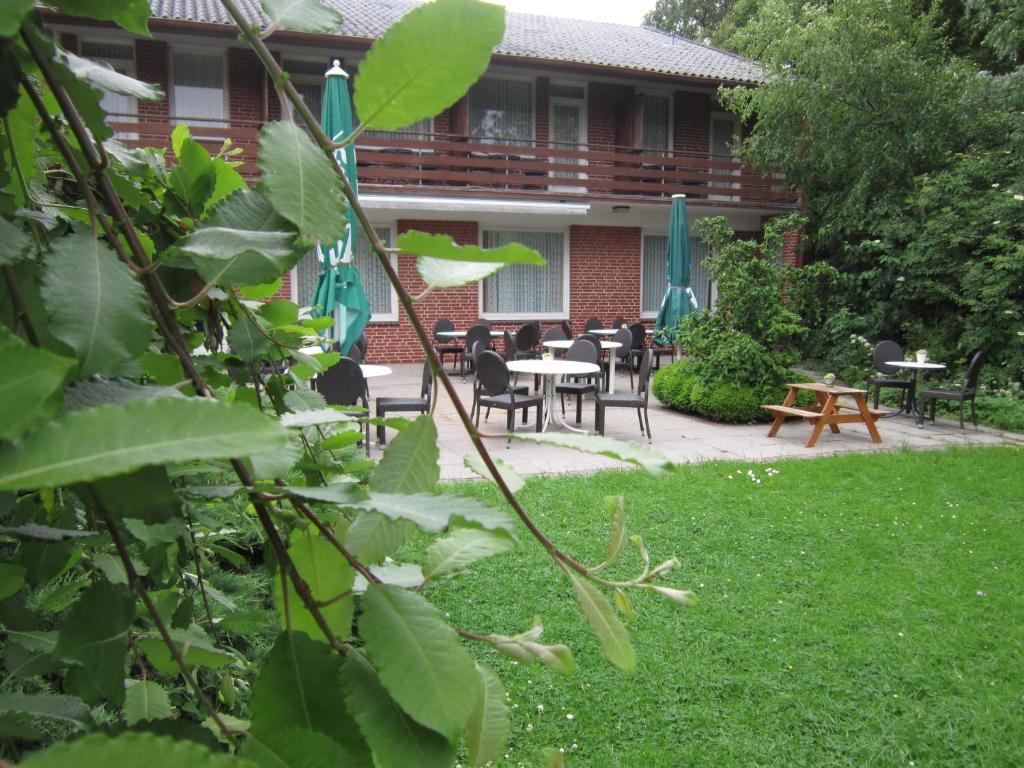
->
[168,46,229,128]
[467,74,536,145]
[477,227,570,321]
[639,90,673,155]
[279,54,329,124]
[640,230,667,319]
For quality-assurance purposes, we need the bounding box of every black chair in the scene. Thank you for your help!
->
[573,333,605,392]
[460,323,492,379]
[555,339,600,424]
[317,357,370,454]
[560,320,573,338]
[514,322,540,360]
[867,340,912,410]
[605,327,634,390]
[651,338,676,370]
[433,318,462,372]
[475,350,543,444]
[595,349,654,442]
[475,317,492,329]
[627,322,647,371]
[921,350,985,430]
[473,339,528,423]
[543,326,567,357]
[376,361,431,445]
[346,343,364,364]
[584,316,604,332]
[610,316,627,330]
[501,330,518,361]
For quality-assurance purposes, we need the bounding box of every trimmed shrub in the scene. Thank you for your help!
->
[692,381,764,423]
[652,360,700,411]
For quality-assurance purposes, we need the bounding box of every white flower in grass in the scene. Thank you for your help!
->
[992,183,1000,188]
[1015,194,1024,201]
[536,704,544,713]
[566,713,574,720]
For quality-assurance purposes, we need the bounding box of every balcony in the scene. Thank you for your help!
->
[110,116,797,209]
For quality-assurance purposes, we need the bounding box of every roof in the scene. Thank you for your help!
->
[147,0,763,84]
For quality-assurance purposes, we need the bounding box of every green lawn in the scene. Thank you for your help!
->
[422,446,1024,767]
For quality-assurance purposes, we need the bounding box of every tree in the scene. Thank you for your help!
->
[643,0,736,43]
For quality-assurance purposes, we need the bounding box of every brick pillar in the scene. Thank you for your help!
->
[135,39,169,121]
[673,91,710,155]
[228,48,266,127]
[568,225,642,332]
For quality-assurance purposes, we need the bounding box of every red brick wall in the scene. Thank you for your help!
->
[673,91,711,155]
[228,48,265,125]
[136,40,170,121]
[568,225,642,333]
[781,228,803,267]
[587,82,632,148]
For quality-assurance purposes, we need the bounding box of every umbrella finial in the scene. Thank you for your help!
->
[326,59,349,78]
[672,193,687,199]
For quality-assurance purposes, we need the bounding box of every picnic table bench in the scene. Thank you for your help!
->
[764,382,884,448]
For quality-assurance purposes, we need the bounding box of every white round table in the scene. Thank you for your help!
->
[590,328,621,337]
[359,364,392,379]
[437,330,504,339]
[507,359,600,434]
[884,360,946,427]
[543,339,623,393]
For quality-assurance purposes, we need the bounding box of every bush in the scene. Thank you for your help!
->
[652,359,700,410]
[691,381,765,423]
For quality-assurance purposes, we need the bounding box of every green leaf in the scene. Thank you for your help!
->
[349,492,514,535]
[228,314,272,364]
[465,664,509,768]
[91,466,180,524]
[416,257,504,289]
[272,531,355,641]
[0,332,75,440]
[64,379,183,411]
[168,124,217,213]
[41,233,155,376]
[421,528,515,581]
[354,0,504,131]
[463,454,525,494]
[0,398,292,491]
[352,563,423,593]
[177,227,298,261]
[257,122,347,243]
[259,300,299,328]
[219,608,272,636]
[137,624,234,675]
[511,432,674,475]
[605,495,627,566]
[0,563,26,599]
[240,278,283,299]
[398,231,545,265]
[242,728,354,768]
[19,732,247,768]
[344,512,414,564]
[561,565,635,674]
[140,352,186,386]
[124,681,173,726]
[484,622,575,675]
[0,0,34,37]
[249,632,370,762]
[50,0,151,36]
[0,215,33,265]
[260,0,342,33]
[55,580,134,706]
[284,388,327,412]
[361,584,478,740]
[59,50,162,100]
[543,746,566,768]
[280,409,354,428]
[340,652,456,768]
[370,414,439,493]
[0,693,95,731]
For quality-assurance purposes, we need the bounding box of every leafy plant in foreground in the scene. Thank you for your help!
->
[0,0,695,765]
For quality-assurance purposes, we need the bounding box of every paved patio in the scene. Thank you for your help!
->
[362,363,1024,481]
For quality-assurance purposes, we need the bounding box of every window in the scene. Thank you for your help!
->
[81,41,136,119]
[282,58,327,124]
[294,226,397,321]
[171,50,226,127]
[642,94,670,155]
[481,230,566,317]
[641,234,712,316]
[469,77,533,146]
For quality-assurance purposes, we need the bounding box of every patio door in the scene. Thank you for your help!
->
[709,114,741,201]
[549,98,585,192]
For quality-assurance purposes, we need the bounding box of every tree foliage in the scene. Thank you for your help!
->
[642,0,736,43]
[0,1,695,764]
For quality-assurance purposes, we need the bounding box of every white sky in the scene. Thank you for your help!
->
[492,0,657,27]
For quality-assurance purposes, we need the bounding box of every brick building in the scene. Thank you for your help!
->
[51,0,799,362]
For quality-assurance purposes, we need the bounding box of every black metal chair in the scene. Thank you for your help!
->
[433,318,462,372]
[555,339,600,424]
[595,349,654,442]
[475,317,492,329]
[627,322,647,371]
[376,361,431,445]
[346,343,364,364]
[501,330,518,361]
[543,326,567,357]
[317,357,371,454]
[572,333,605,392]
[473,340,528,423]
[921,350,986,430]
[605,327,634,390]
[560,320,573,338]
[475,350,543,444]
[868,340,912,410]
[610,316,627,330]
[460,323,492,379]
[514,322,540,360]
[584,316,603,332]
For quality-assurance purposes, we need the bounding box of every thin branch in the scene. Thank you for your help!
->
[2,267,40,346]
[184,510,220,641]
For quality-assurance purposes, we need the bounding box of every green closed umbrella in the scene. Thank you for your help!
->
[654,194,698,344]
[310,60,370,355]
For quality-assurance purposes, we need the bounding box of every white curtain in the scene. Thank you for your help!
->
[642,94,670,155]
[469,78,533,146]
[296,227,392,317]
[172,51,226,126]
[642,235,710,314]
[482,231,563,314]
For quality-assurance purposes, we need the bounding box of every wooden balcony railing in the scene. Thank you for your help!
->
[110,116,796,207]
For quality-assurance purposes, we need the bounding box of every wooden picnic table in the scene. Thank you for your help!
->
[763,382,884,448]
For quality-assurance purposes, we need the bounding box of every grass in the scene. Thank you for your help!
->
[418,446,1024,767]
